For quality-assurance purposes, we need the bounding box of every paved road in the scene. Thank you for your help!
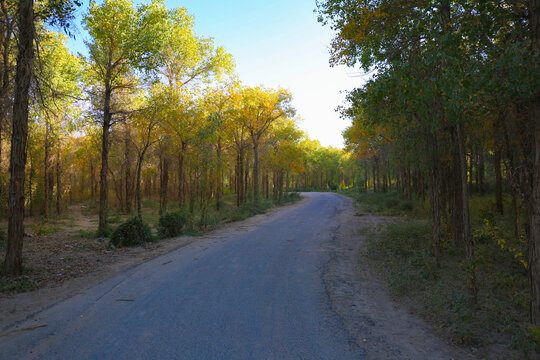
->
[1,193,363,359]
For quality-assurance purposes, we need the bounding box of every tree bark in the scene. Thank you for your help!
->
[56,144,61,215]
[252,140,259,201]
[364,166,368,192]
[236,149,243,207]
[494,149,504,215]
[528,0,540,324]
[244,157,249,201]
[478,148,485,195]
[135,157,143,220]
[177,142,186,207]
[457,123,478,306]
[124,132,132,213]
[428,131,442,268]
[451,129,464,248]
[216,139,222,211]
[159,153,169,215]
[4,0,34,276]
[44,119,50,217]
[28,150,33,216]
[98,83,111,235]
[90,161,95,199]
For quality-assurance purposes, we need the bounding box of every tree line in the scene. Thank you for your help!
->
[317,0,540,323]
[0,0,355,276]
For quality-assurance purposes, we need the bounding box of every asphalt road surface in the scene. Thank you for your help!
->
[1,193,366,359]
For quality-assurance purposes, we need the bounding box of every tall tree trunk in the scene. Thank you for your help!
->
[99,114,110,235]
[364,166,368,192]
[278,170,284,202]
[528,0,540,324]
[376,158,380,192]
[4,0,34,276]
[98,69,113,235]
[135,157,143,220]
[90,161,95,199]
[189,169,195,214]
[372,159,377,192]
[457,123,478,306]
[451,129,464,248]
[468,151,473,191]
[428,132,442,268]
[28,150,33,216]
[0,0,12,209]
[44,120,50,217]
[244,157,249,201]
[478,148,485,195]
[56,144,61,215]
[159,154,169,215]
[494,149,504,215]
[69,173,73,205]
[237,149,244,207]
[177,142,186,207]
[406,165,412,200]
[216,140,222,211]
[124,133,132,213]
[252,141,259,201]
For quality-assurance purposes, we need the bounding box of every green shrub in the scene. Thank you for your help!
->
[285,192,301,202]
[158,211,188,239]
[110,217,153,247]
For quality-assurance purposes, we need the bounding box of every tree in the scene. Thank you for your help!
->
[35,30,80,217]
[239,87,294,201]
[83,0,167,235]
[5,0,81,275]
[318,0,539,316]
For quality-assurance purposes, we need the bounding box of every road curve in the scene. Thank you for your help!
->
[1,193,364,360]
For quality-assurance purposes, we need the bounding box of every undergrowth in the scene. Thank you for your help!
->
[110,217,153,247]
[354,190,535,358]
[0,265,41,293]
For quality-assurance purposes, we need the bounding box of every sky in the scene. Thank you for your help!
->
[68,0,367,148]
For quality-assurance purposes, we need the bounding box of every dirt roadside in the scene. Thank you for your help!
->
[322,195,475,360]
[0,199,306,333]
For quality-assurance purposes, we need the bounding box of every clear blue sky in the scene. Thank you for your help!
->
[68,0,365,148]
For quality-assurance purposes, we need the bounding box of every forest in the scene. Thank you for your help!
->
[1,0,539,355]
[0,0,355,278]
[317,0,540,353]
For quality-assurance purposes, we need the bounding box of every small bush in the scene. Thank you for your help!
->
[32,222,62,236]
[158,211,188,239]
[110,217,153,247]
[284,192,301,202]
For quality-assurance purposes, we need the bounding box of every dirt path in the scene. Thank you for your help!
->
[322,194,474,359]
